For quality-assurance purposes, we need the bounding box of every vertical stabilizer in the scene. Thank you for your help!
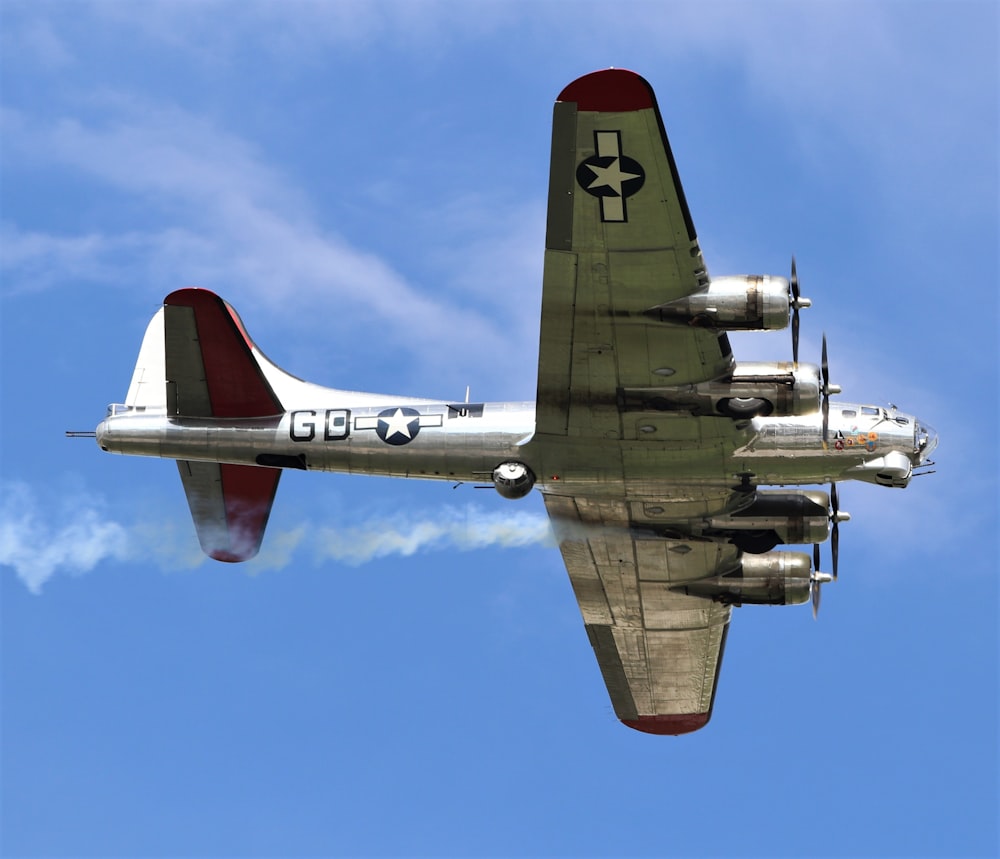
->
[164,288,283,418]
[125,308,167,409]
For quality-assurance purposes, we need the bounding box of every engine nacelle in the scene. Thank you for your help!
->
[706,489,831,550]
[674,551,812,606]
[645,275,790,331]
[621,362,821,418]
[492,461,535,500]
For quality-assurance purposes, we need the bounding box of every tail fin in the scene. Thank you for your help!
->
[153,288,285,562]
[164,288,283,418]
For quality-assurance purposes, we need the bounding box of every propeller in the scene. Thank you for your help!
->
[819,333,842,448]
[821,333,830,446]
[829,482,851,580]
[788,257,811,365]
[831,482,839,578]
[785,261,837,445]
[810,543,833,619]
[809,485,849,617]
[812,543,823,618]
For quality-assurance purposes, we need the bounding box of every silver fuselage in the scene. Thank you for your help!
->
[96,394,937,503]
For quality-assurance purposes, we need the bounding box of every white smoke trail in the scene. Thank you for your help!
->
[313,505,554,565]
[0,480,553,593]
[0,480,134,594]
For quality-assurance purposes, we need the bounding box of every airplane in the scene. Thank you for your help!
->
[88,69,937,735]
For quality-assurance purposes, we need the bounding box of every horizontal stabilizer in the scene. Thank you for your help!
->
[164,288,282,418]
[178,460,280,562]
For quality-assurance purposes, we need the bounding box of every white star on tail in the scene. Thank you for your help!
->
[585,159,641,197]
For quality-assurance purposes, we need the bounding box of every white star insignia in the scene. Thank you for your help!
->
[585,158,641,197]
[380,408,416,440]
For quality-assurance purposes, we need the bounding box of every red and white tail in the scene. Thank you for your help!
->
[127,288,286,562]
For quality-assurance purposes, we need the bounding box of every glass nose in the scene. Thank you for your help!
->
[917,421,938,461]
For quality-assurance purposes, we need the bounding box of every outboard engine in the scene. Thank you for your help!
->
[645,275,792,331]
[673,552,814,606]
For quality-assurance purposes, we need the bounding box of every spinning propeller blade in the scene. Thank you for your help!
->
[810,486,848,616]
[812,543,823,618]
[791,257,801,365]
[788,256,811,365]
[821,334,830,446]
[819,334,842,447]
[830,482,841,580]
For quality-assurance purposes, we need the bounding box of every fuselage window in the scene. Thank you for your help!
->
[841,409,857,418]
[861,406,879,416]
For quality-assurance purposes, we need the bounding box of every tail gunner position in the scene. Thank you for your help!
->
[89,70,937,735]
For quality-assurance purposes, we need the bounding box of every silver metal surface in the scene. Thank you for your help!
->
[647,275,791,331]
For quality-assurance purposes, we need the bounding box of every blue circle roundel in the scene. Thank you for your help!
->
[576,154,645,200]
[376,407,421,445]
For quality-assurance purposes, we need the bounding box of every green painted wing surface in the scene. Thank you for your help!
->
[536,70,742,734]
[536,69,734,440]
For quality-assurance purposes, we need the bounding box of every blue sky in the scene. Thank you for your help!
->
[1,2,997,857]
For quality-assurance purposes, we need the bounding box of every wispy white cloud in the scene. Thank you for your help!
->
[11,1,995,178]
[1,99,521,389]
[4,2,991,393]
[72,1,993,197]
[5,15,75,69]
[0,223,141,295]
[82,0,522,60]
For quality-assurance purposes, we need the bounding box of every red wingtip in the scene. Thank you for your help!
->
[209,550,254,564]
[622,713,711,735]
[557,69,654,112]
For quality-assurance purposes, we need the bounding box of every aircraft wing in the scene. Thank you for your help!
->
[536,68,733,438]
[545,494,731,734]
[536,70,743,733]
